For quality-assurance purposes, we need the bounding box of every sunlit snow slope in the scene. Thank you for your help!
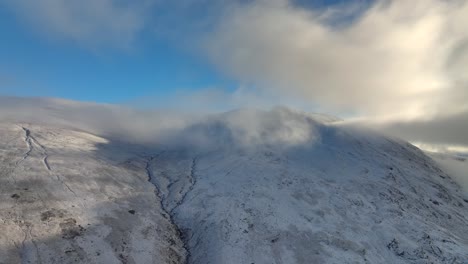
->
[0,97,468,264]
[0,123,186,263]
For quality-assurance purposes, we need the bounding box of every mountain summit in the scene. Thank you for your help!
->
[1,98,467,263]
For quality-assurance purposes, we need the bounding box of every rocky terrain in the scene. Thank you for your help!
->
[0,98,468,263]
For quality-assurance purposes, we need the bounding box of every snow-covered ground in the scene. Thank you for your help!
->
[0,123,186,263]
[1,97,468,263]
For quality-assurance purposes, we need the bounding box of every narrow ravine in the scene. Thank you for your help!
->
[18,126,50,170]
[144,155,192,264]
[20,126,78,197]
[16,126,34,166]
[171,158,197,215]
[12,127,47,263]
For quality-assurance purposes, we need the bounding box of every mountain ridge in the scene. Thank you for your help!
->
[0,97,467,263]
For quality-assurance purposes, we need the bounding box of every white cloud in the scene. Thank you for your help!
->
[3,0,468,149]
[3,0,153,49]
[128,86,318,114]
[0,96,321,149]
[204,0,468,120]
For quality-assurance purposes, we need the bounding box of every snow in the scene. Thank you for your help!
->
[0,97,468,263]
[152,123,468,263]
[0,123,186,263]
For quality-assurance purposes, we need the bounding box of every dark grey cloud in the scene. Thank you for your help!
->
[378,111,468,148]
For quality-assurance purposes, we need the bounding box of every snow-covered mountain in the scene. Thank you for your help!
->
[1,97,468,264]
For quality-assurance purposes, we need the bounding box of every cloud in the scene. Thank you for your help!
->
[203,0,468,120]
[125,86,318,114]
[3,0,468,149]
[374,109,468,150]
[0,96,323,150]
[430,154,468,193]
[2,0,154,49]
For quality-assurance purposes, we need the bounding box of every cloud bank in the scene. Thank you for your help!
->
[2,0,468,149]
[0,97,327,150]
[205,0,468,120]
[375,109,468,152]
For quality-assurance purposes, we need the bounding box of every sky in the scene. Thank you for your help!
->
[0,1,237,103]
[0,0,369,106]
[0,0,468,151]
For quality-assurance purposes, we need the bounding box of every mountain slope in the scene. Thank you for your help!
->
[152,111,468,264]
[0,98,467,263]
[0,123,186,263]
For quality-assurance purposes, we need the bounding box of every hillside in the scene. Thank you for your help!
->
[0,98,468,263]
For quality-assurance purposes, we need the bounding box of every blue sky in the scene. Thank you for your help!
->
[0,2,237,104]
[0,0,466,116]
[1,0,468,149]
[0,0,366,104]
